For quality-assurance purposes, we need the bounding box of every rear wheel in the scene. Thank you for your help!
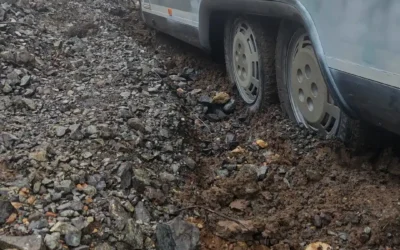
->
[276,21,368,146]
[224,17,278,112]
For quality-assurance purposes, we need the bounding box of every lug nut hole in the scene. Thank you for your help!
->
[311,82,318,97]
[297,69,304,83]
[299,89,305,102]
[305,64,311,79]
[307,97,314,111]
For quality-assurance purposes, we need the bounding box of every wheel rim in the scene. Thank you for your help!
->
[232,21,260,104]
[288,33,340,136]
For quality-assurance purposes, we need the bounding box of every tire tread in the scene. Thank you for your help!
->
[224,16,278,112]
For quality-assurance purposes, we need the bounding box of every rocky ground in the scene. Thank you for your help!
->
[1,0,400,249]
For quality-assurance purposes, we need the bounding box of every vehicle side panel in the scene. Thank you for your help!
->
[299,0,400,132]
[147,0,200,26]
[141,0,201,47]
[300,0,400,89]
[142,0,400,135]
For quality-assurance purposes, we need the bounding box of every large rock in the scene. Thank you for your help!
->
[117,163,132,189]
[215,220,260,241]
[2,83,12,94]
[71,217,87,230]
[127,118,146,133]
[134,201,151,223]
[159,172,176,182]
[212,92,230,104]
[29,150,48,162]
[54,180,74,193]
[109,199,131,222]
[0,235,45,250]
[22,98,36,110]
[0,200,17,225]
[145,187,166,205]
[82,185,97,196]
[87,174,106,191]
[0,132,18,148]
[132,169,150,193]
[223,99,236,114]
[86,125,98,135]
[50,221,78,234]
[183,157,196,170]
[20,75,31,87]
[7,71,19,85]
[0,96,12,111]
[155,217,200,250]
[0,51,15,62]
[15,50,35,65]
[225,132,238,150]
[56,126,68,137]
[123,219,144,249]
[65,230,81,247]
[29,218,49,230]
[70,124,84,140]
[71,201,84,211]
[44,233,61,250]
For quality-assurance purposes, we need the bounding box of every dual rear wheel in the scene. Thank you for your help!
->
[225,18,357,143]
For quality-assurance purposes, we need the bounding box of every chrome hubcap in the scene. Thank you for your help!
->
[289,34,340,135]
[232,21,260,104]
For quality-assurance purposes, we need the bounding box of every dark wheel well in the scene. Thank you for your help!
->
[209,11,227,63]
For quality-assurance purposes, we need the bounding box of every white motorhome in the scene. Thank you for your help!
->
[140,0,400,143]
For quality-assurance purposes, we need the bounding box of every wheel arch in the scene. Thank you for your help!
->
[198,0,356,117]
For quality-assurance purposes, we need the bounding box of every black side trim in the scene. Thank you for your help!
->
[142,12,201,48]
[331,68,400,135]
[199,0,356,117]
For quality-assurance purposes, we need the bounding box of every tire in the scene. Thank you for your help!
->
[275,20,377,150]
[224,16,278,112]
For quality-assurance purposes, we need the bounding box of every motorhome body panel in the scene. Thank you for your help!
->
[140,0,400,134]
[300,0,400,130]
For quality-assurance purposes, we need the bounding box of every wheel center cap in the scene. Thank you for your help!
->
[290,47,328,124]
[233,34,251,88]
